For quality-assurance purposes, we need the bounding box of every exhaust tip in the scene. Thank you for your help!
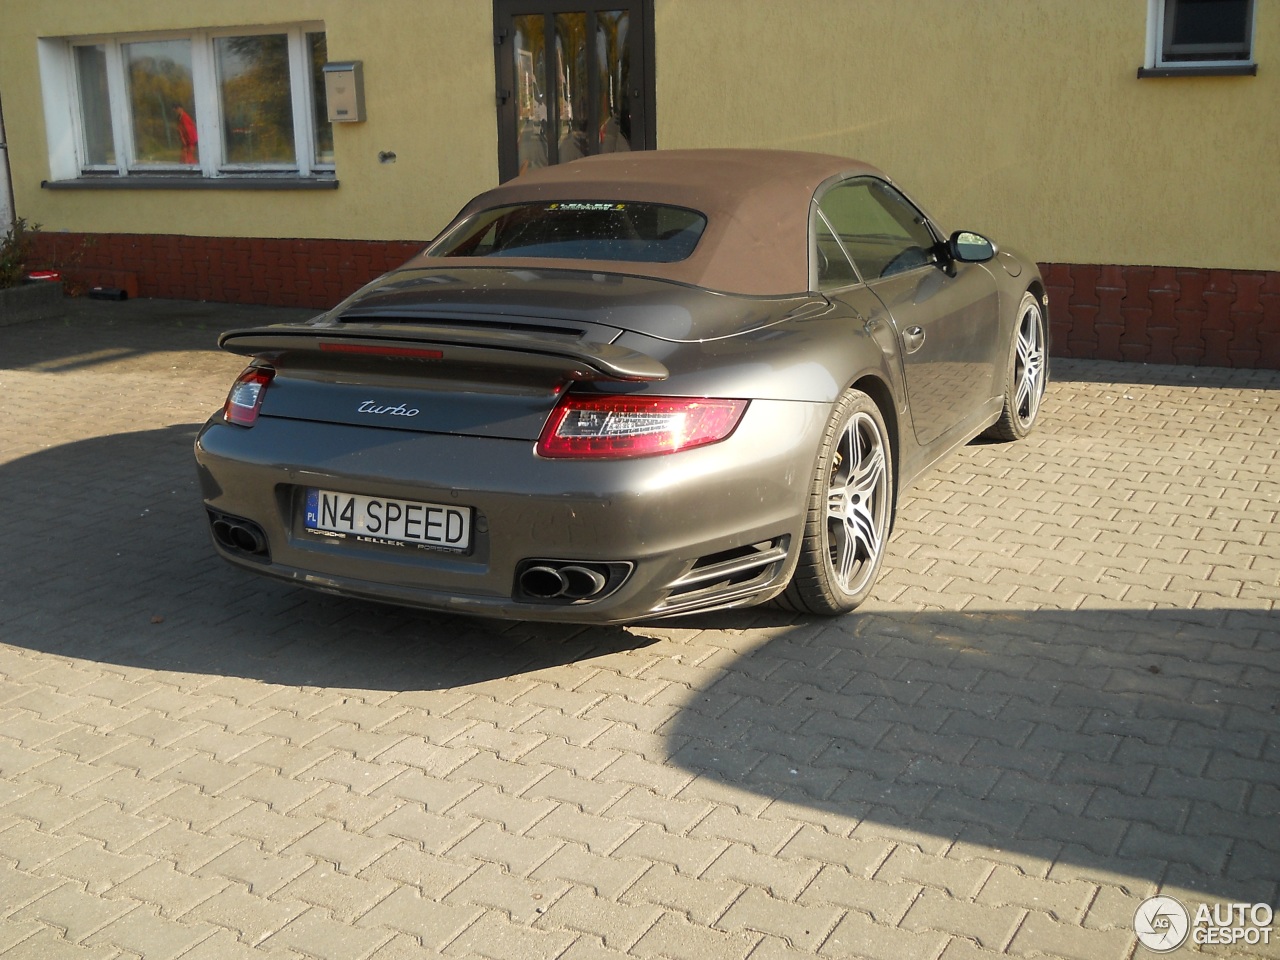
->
[520,565,569,599]
[208,511,270,560]
[229,523,267,554]
[559,565,608,599]
[514,559,632,604]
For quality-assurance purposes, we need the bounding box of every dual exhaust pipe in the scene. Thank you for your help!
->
[519,563,609,601]
[517,559,630,603]
[209,512,269,557]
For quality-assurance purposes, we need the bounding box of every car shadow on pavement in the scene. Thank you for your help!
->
[3,425,1276,908]
[0,426,649,690]
[665,605,1278,905]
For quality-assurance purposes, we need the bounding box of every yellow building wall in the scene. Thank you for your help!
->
[4,0,1277,271]
[654,0,1279,273]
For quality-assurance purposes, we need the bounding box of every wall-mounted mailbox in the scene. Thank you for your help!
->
[322,61,365,123]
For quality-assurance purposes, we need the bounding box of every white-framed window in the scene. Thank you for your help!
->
[39,24,334,181]
[1143,0,1257,74]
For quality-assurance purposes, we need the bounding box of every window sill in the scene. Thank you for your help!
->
[1136,63,1257,78]
[42,175,339,191]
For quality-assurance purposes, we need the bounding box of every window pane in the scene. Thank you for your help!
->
[215,34,296,165]
[74,45,115,166]
[125,39,197,165]
[820,180,936,280]
[514,15,549,175]
[497,1,652,181]
[555,13,589,163]
[1165,0,1252,60]
[308,32,334,165]
[597,12,631,154]
[815,214,860,290]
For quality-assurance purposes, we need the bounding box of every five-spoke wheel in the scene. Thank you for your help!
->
[780,390,894,615]
[986,291,1047,441]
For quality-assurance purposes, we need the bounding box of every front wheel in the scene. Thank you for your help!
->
[779,390,894,615]
[985,291,1047,441]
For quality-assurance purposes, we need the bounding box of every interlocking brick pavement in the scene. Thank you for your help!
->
[1,298,1277,959]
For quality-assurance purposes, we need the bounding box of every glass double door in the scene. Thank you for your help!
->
[495,0,653,181]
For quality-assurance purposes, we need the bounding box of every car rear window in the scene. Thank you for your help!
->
[431,202,707,263]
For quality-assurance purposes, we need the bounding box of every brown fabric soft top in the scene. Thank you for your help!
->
[403,149,885,297]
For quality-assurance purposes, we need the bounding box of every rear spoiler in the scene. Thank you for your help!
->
[218,323,669,382]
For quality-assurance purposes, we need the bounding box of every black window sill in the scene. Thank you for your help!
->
[1137,63,1257,78]
[42,175,339,191]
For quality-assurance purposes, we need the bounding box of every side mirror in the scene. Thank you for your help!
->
[949,230,997,263]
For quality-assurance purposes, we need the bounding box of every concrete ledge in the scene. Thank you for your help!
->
[1137,64,1257,79]
[0,281,65,326]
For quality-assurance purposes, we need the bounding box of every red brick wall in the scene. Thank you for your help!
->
[30,232,1280,369]
[1043,263,1280,369]
[31,232,426,310]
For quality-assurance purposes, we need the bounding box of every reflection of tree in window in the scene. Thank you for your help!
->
[514,15,548,175]
[555,13,589,162]
[504,7,639,176]
[216,35,296,166]
[126,40,196,165]
[597,12,631,152]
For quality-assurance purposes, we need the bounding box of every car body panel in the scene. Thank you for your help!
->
[326,266,815,343]
[865,259,1002,446]
[196,396,828,622]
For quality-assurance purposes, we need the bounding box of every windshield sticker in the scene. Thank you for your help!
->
[548,202,626,212]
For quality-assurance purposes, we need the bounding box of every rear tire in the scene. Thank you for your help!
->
[985,291,1047,441]
[779,390,894,615]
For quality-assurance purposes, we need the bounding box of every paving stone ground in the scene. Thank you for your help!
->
[0,298,1276,959]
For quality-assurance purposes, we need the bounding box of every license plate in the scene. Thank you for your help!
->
[304,488,471,551]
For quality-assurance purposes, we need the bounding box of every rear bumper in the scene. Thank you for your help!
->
[194,399,827,623]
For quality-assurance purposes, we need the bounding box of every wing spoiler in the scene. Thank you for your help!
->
[218,323,669,382]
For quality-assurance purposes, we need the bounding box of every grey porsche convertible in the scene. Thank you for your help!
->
[195,149,1048,623]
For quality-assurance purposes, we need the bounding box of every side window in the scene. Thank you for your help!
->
[817,178,938,281]
[813,209,860,290]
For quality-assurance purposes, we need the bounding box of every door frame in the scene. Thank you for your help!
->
[493,0,655,182]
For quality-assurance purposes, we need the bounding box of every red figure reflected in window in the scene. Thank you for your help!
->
[173,104,198,164]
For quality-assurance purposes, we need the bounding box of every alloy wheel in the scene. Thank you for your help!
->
[825,410,889,595]
[1014,299,1046,429]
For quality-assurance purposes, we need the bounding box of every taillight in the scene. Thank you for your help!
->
[537,394,748,459]
[223,367,274,426]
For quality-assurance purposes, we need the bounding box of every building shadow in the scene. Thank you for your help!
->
[0,297,314,373]
[1051,356,1280,391]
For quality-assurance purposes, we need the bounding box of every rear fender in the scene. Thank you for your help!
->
[611,296,902,405]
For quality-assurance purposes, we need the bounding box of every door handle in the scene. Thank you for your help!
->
[903,325,925,353]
